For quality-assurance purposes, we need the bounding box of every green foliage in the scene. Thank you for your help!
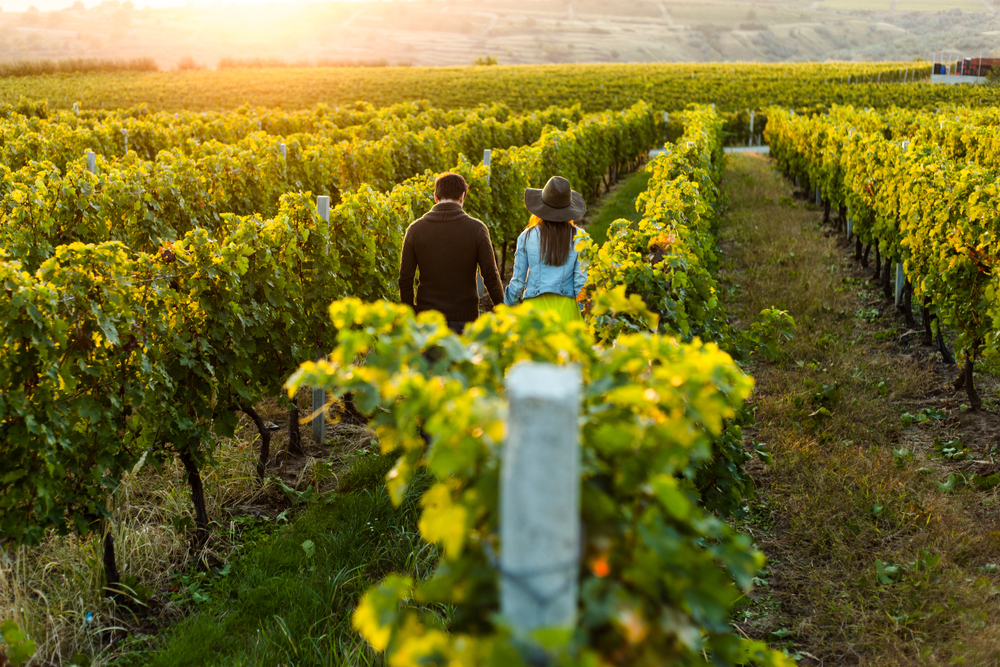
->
[584,168,652,247]
[744,308,797,362]
[766,104,1000,397]
[0,101,587,271]
[0,620,36,667]
[582,105,727,344]
[0,243,162,544]
[579,106,793,518]
[0,62,965,115]
[286,296,792,667]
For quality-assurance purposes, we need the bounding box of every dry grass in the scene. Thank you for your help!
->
[0,389,376,666]
[722,153,1000,666]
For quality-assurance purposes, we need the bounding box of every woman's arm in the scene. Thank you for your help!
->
[572,230,589,297]
[504,230,530,306]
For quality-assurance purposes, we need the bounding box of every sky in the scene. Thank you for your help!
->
[0,0,371,12]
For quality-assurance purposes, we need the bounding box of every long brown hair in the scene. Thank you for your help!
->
[529,215,577,266]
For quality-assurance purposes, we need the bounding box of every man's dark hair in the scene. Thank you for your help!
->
[435,172,468,201]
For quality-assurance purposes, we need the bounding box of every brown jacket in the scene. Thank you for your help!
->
[399,201,504,323]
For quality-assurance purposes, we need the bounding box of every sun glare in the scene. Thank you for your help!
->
[1,0,372,11]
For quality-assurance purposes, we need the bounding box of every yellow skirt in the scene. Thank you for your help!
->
[522,293,582,322]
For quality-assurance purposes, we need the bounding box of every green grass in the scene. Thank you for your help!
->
[721,154,1000,665]
[583,167,652,247]
[117,454,434,667]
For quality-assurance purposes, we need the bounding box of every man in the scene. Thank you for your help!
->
[398,172,504,333]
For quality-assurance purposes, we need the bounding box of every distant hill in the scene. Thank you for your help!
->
[0,0,996,69]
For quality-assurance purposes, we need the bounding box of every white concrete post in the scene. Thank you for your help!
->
[313,195,332,445]
[86,151,96,174]
[501,362,581,633]
[279,143,287,160]
[122,128,128,155]
[749,110,755,146]
[483,149,492,185]
[662,111,669,123]
[72,102,79,116]
[846,216,853,240]
[316,195,331,239]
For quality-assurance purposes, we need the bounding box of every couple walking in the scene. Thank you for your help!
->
[398,172,588,333]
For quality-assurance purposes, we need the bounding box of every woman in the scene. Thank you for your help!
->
[504,175,588,320]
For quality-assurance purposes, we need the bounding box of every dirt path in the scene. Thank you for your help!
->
[720,153,1000,666]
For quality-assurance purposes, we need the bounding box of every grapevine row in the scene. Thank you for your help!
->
[285,105,793,667]
[0,62,954,115]
[0,99,537,171]
[0,101,660,601]
[0,103,588,270]
[767,106,1000,409]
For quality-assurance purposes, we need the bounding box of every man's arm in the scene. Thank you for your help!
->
[398,226,417,309]
[478,226,505,309]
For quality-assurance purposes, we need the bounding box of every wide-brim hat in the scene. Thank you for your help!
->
[524,176,587,222]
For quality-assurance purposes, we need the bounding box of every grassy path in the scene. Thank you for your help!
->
[721,154,1000,666]
[581,166,651,246]
[112,454,430,667]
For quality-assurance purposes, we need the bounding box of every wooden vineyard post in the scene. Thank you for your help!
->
[895,263,906,307]
[501,362,581,634]
[86,151,96,174]
[478,149,492,299]
[313,195,331,445]
[894,140,911,307]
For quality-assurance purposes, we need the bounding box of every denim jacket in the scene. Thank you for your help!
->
[504,225,588,306]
